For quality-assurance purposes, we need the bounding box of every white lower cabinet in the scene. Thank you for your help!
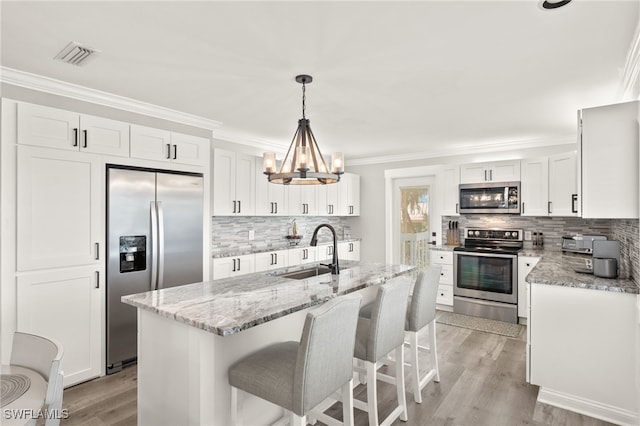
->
[254,250,289,272]
[430,250,454,307]
[212,254,255,280]
[517,255,540,321]
[16,266,103,386]
[288,247,318,265]
[317,244,335,262]
[338,241,360,261]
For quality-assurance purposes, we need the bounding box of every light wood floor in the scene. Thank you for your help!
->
[61,323,614,426]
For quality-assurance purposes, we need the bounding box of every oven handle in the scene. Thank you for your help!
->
[453,251,517,260]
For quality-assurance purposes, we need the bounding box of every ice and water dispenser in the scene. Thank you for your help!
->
[119,236,146,273]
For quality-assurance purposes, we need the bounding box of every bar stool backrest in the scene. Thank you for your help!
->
[294,293,362,415]
[407,266,442,332]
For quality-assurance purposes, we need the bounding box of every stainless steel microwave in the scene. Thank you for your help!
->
[459,182,520,214]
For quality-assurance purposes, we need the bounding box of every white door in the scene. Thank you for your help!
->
[16,265,103,386]
[520,157,549,216]
[170,133,209,166]
[80,115,130,157]
[17,146,102,271]
[212,149,237,216]
[549,152,578,217]
[234,153,256,215]
[17,102,80,151]
[130,125,172,162]
[392,177,436,269]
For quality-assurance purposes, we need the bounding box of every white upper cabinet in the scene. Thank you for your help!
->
[17,146,103,271]
[288,185,318,216]
[338,173,360,216]
[438,165,460,216]
[460,160,520,184]
[520,157,549,217]
[317,183,340,216]
[131,125,208,166]
[578,101,639,219]
[18,102,130,157]
[548,152,578,217]
[255,161,288,216]
[212,149,255,216]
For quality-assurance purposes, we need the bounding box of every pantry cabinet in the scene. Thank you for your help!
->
[17,102,130,157]
[16,146,103,271]
[16,266,103,386]
[460,160,520,184]
[212,149,255,216]
[578,100,639,218]
[130,125,208,166]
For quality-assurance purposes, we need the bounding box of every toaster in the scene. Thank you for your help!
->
[561,234,607,254]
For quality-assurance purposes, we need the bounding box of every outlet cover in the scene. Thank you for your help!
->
[524,231,532,241]
[248,230,255,240]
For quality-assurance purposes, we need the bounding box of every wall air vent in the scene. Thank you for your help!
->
[54,41,98,66]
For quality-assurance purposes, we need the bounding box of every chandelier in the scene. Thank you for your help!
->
[263,75,344,185]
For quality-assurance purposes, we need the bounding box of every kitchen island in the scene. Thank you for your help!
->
[525,253,639,425]
[122,261,415,426]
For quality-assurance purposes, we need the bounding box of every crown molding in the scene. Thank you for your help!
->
[347,135,576,166]
[212,127,289,153]
[0,66,222,131]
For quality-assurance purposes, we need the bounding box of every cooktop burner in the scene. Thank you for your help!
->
[454,228,524,253]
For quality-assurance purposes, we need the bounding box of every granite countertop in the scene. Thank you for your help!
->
[121,261,415,336]
[524,250,639,294]
[212,237,362,259]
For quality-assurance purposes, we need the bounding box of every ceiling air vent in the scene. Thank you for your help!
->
[54,41,98,66]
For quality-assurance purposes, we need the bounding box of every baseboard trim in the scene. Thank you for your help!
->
[537,387,638,426]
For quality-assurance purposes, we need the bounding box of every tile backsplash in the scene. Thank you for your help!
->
[443,215,639,282]
[212,216,348,256]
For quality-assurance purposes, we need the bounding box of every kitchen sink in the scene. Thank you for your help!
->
[278,265,334,280]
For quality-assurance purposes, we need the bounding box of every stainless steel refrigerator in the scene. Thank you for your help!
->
[106,166,204,374]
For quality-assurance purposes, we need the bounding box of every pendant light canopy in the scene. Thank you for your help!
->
[263,75,344,185]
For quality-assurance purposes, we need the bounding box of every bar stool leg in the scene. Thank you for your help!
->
[408,330,422,403]
[429,321,440,382]
[395,345,408,421]
[342,379,355,426]
[230,386,242,426]
[366,361,379,426]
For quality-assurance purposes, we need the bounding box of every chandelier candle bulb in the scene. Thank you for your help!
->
[331,152,344,173]
[263,152,276,174]
[296,146,309,170]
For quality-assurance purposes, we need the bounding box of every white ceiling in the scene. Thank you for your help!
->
[1,1,639,163]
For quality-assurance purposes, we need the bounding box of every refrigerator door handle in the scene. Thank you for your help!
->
[150,201,159,291]
[157,201,165,290]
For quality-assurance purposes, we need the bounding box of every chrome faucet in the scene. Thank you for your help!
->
[310,224,339,274]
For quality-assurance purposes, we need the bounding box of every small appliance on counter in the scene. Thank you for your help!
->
[561,234,607,254]
[592,240,620,278]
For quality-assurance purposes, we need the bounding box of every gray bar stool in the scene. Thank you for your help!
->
[352,276,412,426]
[405,266,441,403]
[228,293,362,426]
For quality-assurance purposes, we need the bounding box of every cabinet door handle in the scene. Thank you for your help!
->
[270,202,274,214]
[522,202,525,215]
[95,271,100,289]
[456,203,459,214]
[526,263,531,267]
[173,144,178,160]
[274,253,278,264]
[484,170,487,181]
[238,200,241,214]
[233,200,237,214]
[237,258,241,271]
[83,129,88,148]
[73,128,79,147]
[490,169,493,181]
[95,242,100,260]
[274,203,278,214]
[571,194,578,213]
[232,258,236,272]
[548,201,552,214]
[166,143,171,159]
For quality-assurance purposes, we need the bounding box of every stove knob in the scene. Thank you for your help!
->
[474,231,480,237]
[504,231,510,238]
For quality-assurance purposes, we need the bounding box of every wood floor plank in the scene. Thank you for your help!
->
[60,322,616,426]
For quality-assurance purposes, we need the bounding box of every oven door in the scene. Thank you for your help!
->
[453,251,517,304]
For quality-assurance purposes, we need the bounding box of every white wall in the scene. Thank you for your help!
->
[346,144,577,263]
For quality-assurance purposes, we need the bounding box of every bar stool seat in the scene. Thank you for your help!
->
[228,293,362,426]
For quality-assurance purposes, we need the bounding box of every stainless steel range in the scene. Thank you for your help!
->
[453,228,523,324]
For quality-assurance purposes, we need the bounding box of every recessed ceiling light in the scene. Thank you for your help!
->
[541,0,573,10]
[54,41,99,66]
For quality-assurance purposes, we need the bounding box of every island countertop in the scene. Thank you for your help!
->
[121,261,415,337]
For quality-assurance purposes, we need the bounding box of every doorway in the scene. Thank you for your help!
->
[391,176,436,270]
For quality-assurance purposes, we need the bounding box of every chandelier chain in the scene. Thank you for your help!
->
[301,82,306,119]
